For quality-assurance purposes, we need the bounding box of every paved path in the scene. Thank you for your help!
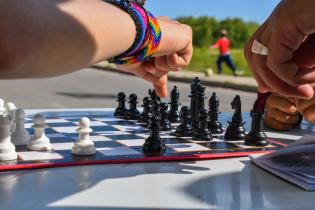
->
[94,62,258,92]
[0,68,256,112]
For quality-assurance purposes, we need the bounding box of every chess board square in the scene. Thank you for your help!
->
[49,135,76,143]
[207,141,242,150]
[18,151,63,161]
[62,118,82,122]
[90,135,112,141]
[94,117,123,122]
[167,143,210,152]
[46,122,77,127]
[94,141,123,148]
[71,121,109,126]
[52,142,73,151]
[45,119,70,123]
[46,133,68,138]
[97,146,140,156]
[117,139,145,147]
[105,134,144,140]
[105,121,132,126]
[91,126,119,132]
[25,123,32,129]
[52,126,78,133]
[234,142,275,149]
[134,133,150,138]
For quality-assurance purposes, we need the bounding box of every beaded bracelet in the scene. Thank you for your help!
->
[103,0,162,64]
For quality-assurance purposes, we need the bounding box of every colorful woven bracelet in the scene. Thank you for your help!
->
[104,0,162,64]
[113,11,161,64]
[103,0,147,60]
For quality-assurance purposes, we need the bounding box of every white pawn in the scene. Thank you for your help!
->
[5,102,17,133]
[27,114,52,151]
[72,117,96,156]
[0,99,6,115]
[0,116,17,161]
[11,109,30,145]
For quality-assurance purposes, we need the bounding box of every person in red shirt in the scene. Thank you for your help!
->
[210,29,240,76]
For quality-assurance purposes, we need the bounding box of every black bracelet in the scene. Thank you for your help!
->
[103,0,147,61]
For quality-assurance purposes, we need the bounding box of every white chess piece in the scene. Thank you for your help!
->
[0,116,17,161]
[11,109,30,145]
[5,102,17,119]
[27,114,52,151]
[72,117,96,156]
[5,102,17,133]
[0,99,6,115]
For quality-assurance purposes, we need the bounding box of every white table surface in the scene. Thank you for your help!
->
[1,109,315,210]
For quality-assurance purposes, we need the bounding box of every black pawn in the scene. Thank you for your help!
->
[114,92,127,118]
[224,95,246,140]
[245,109,269,146]
[160,102,172,131]
[168,86,181,123]
[208,92,223,134]
[138,97,151,124]
[193,109,212,141]
[143,115,166,154]
[175,106,193,137]
[126,93,140,120]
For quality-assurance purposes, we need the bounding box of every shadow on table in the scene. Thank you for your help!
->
[181,160,315,210]
[57,92,116,100]
[0,161,209,210]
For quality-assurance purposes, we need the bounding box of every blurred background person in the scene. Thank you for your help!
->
[210,29,243,76]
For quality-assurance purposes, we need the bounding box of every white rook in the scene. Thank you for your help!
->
[0,116,17,161]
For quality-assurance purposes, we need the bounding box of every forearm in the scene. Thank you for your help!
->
[0,0,136,78]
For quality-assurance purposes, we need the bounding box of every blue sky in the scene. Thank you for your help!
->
[146,0,281,24]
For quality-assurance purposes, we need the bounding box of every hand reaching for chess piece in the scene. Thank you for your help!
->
[264,93,302,131]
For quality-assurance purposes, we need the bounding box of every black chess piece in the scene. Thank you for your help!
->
[193,109,212,141]
[175,106,193,137]
[126,93,140,120]
[189,77,203,129]
[143,115,166,154]
[150,100,161,117]
[245,109,269,146]
[138,97,151,124]
[114,92,127,118]
[160,102,172,131]
[208,92,223,134]
[168,86,181,123]
[149,89,161,102]
[224,95,246,140]
[192,85,206,130]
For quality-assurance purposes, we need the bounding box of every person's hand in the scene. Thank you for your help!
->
[118,17,193,98]
[244,0,315,99]
[296,87,315,124]
[264,93,301,131]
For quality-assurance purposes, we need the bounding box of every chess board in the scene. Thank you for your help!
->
[0,110,286,172]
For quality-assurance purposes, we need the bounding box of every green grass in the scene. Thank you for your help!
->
[186,47,252,77]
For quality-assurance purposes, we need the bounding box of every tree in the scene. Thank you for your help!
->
[177,16,259,48]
